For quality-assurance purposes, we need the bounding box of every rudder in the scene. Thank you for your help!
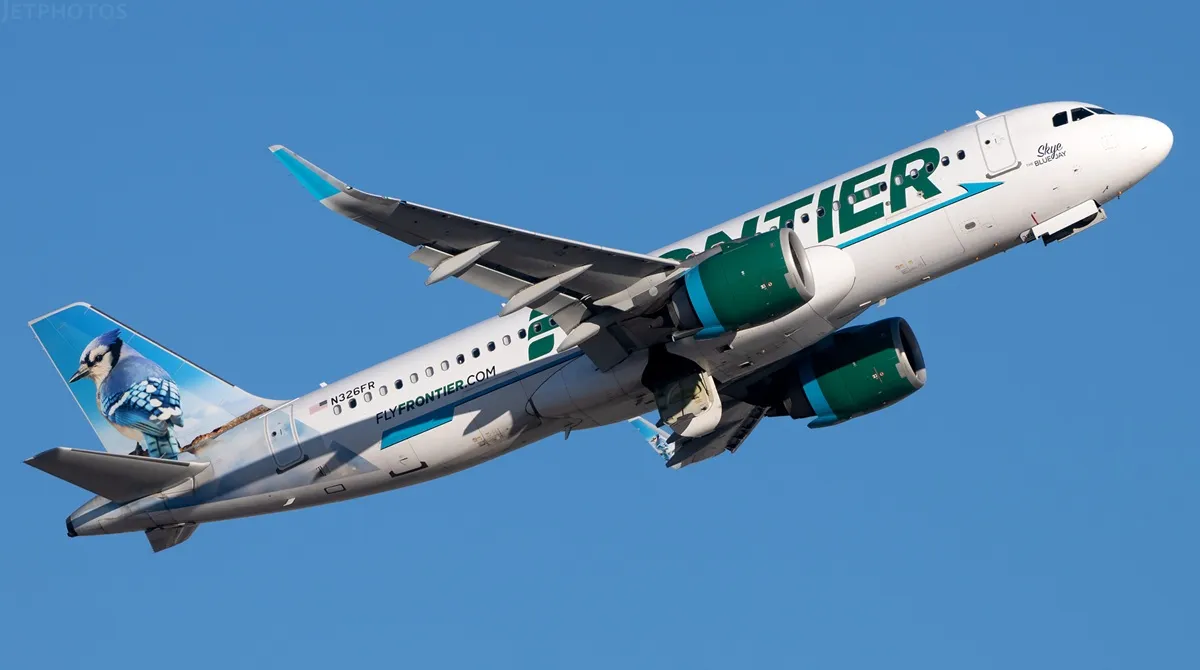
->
[30,303,277,458]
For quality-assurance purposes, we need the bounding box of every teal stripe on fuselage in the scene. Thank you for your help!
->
[380,350,586,448]
[382,407,453,447]
[836,182,1002,249]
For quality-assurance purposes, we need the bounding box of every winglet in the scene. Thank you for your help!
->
[628,416,677,466]
[269,145,347,201]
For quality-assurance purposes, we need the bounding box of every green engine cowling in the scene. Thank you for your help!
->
[669,228,815,339]
[784,317,927,428]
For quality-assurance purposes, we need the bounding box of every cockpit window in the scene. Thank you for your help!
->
[1052,111,1068,127]
[1087,106,1115,115]
[1070,107,1094,121]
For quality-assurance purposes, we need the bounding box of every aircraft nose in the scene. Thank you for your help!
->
[1134,116,1173,169]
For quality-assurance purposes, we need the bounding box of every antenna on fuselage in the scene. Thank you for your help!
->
[975,110,987,119]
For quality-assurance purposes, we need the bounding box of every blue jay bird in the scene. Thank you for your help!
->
[68,329,184,459]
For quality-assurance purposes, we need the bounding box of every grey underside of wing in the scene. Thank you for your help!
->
[324,189,676,299]
[666,401,767,468]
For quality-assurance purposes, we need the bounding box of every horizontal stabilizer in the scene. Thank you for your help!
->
[26,447,210,502]
[146,523,198,552]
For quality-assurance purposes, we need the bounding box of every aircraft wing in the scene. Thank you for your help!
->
[629,400,767,469]
[271,146,685,369]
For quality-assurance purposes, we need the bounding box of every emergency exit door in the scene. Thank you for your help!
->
[975,115,1020,176]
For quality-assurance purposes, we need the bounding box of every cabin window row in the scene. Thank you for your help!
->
[396,332,523,388]
[328,326,537,415]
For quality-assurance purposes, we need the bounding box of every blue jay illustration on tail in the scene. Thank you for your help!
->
[68,329,184,459]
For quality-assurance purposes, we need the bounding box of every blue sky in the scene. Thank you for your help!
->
[1,1,1194,668]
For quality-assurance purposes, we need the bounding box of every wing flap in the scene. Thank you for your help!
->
[409,246,582,317]
[26,447,211,502]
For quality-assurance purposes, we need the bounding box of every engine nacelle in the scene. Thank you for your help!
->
[781,317,926,428]
[669,229,815,338]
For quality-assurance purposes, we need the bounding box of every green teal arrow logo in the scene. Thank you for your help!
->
[836,182,1003,249]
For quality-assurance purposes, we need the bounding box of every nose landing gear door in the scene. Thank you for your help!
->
[976,115,1020,177]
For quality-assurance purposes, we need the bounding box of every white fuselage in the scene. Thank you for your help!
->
[71,101,1172,535]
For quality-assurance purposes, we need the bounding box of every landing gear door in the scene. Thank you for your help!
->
[976,115,1020,176]
[654,371,723,439]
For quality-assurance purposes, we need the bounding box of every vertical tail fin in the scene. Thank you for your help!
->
[29,303,277,457]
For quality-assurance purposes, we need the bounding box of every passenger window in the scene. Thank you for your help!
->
[518,329,526,339]
[378,385,388,397]
[410,372,419,384]
[1071,107,1093,122]
[879,181,887,192]
[846,194,855,205]
[503,335,511,345]
[349,398,357,409]
[532,323,542,334]
[816,206,825,217]
[908,168,919,179]
[832,201,840,211]
[487,341,496,352]
[333,405,342,415]
[956,149,966,160]
[549,318,557,327]
[941,156,949,166]
[456,354,465,364]
[440,360,450,371]
[800,213,810,223]
[925,162,934,173]
[472,347,480,358]
[1052,111,1068,127]
[363,392,372,403]
[425,367,434,378]
[394,379,403,390]
[894,175,903,186]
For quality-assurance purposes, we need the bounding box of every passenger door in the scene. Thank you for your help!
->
[976,115,1020,176]
[264,405,306,471]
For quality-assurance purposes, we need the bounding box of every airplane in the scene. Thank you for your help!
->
[26,101,1171,552]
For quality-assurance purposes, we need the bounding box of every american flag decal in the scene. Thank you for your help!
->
[309,399,328,415]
